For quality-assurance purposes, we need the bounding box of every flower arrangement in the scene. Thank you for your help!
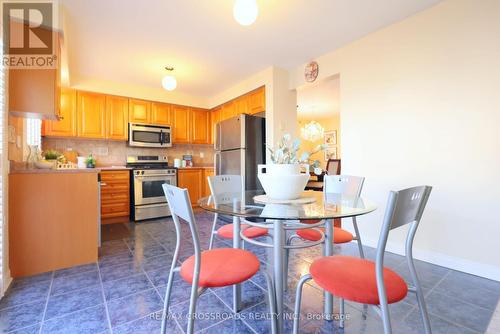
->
[267,134,326,170]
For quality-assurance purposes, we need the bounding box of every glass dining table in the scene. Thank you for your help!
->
[198,190,377,333]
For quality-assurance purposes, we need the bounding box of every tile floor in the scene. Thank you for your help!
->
[0,211,498,333]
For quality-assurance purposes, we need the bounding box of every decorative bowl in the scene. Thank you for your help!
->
[257,163,310,200]
[35,160,55,169]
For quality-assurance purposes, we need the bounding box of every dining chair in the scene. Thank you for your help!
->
[284,175,366,288]
[160,184,277,334]
[292,185,433,334]
[207,175,268,250]
[306,159,341,191]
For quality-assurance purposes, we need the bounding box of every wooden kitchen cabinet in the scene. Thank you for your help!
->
[247,87,265,114]
[172,105,190,144]
[8,29,61,119]
[77,91,106,139]
[190,108,210,144]
[177,169,203,206]
[129,99,151,123]
[43,88,77,137]
[234,97,248,115]
[221,101,236,121]
[151,102,172,125]
[9,171,99,277]
[202,168,215,197]
[100,170,130,224]
[106,95,129,140]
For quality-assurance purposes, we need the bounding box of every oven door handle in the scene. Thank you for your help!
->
[135,174,176,178]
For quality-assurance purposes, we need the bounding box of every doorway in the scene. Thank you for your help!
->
[296,75,340,171]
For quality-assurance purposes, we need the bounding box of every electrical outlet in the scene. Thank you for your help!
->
[200,152,204,158]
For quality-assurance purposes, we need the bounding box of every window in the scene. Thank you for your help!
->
[26,118,41,147]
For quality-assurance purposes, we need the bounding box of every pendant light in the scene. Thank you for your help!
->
[162,67,177,91]
[233,0,258,26]
[300,121,325,142]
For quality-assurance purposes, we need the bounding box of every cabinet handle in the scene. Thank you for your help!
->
[101,182,107,187]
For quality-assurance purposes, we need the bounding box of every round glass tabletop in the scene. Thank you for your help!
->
[198,190,377,220]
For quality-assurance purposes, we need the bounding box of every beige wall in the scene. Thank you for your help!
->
[298,115,341,169]
[290,0,500,280]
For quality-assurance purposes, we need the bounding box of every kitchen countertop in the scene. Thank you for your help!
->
[10,166,131,174]
[176,166,214,170]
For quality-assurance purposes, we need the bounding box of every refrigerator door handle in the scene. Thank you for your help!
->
[214,122,221,151]
[214,152,221,175]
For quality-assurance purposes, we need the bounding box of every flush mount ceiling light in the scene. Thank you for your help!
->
[233,0,258,26]
[301,121,325,142]
[161,67,177,91]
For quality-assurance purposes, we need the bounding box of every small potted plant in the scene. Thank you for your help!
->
[35,149,62,169]
[258,134,325,200]
[85,154,96,168]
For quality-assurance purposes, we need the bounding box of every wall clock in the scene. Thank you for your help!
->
[304,61,319,82]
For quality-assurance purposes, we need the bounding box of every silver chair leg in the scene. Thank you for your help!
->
[208,213,218,250]
[339,298,345,328]
[263,271,278,334]
[292,274,312,334]
[186,281,199,334]
[284,234,300,291]
[352,216,365,258]
[408,262,432,333]
[160,266,177,334]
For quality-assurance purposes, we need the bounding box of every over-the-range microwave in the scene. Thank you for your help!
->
[129,123,172,148]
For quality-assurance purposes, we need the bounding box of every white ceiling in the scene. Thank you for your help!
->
[61,0,441,99]
[297,76,339,119]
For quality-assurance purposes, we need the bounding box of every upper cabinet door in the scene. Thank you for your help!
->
[247,87,265,114]
[191,108,210,144]
[129,99,151,123]
[221,102,235,121]
[172,105,190,144]
[235,97,248,115]
[44,88,76,137]
[106,95,129,141]
[77,91,106,139]
[151,102,172,125]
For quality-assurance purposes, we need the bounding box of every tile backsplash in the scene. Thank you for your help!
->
[42,138,215,167]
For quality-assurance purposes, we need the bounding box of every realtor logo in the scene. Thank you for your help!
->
[2,0,58,68]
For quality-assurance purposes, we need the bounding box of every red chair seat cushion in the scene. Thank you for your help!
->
[310,256,408,304]
[217,224,268,239]
[297,227,353,243]
[180,248,260,287]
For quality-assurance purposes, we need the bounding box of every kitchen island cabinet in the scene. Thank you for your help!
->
[9,170,99,277]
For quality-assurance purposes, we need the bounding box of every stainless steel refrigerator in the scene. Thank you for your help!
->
[214,114,266,191]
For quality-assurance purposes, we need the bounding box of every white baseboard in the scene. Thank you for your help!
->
[361,237,500,282]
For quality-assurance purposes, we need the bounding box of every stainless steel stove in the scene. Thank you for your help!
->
[126,155,177,221]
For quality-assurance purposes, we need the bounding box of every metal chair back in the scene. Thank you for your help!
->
[323,175,365,197]
[375,185,432,333]
[207,175,243,199]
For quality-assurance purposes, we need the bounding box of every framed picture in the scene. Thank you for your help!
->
[324,131,337,146]
[324,147,337,161]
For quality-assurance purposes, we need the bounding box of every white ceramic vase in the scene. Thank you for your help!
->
[257,163,310,200]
